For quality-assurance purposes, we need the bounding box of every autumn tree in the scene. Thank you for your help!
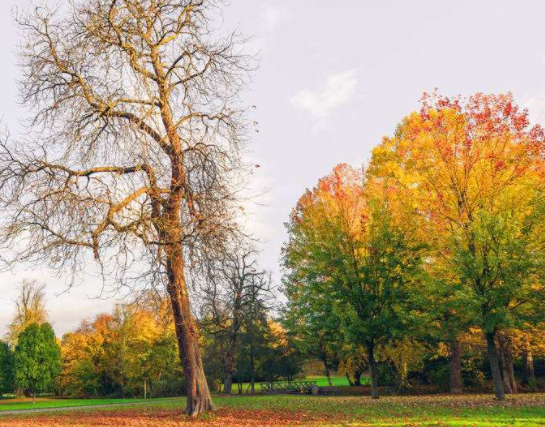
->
[369,92,545,400]
[283,165,426,399]
[7,280,48,345]
[60,301,181,398]
[0,0,254,415]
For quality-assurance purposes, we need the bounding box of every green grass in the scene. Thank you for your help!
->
[0,397,160,412]
[2,393,545,426]
[64,394,545,426]
[306,374,370,386]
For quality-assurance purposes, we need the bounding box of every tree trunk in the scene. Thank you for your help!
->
[366,341,379,399]
[321,355,332,386]
[223,334,235,395]
[485,331,505,401]
[522,337,535,386]
[449,339,463,394]
[522,347,536,385]
[353,367,363,386]
[397,361,409,391]
[505,344,517,394]
[166,244,214,416]
[249,343,256,395]
[223,301,241,395]
[223,373,233,395]
[498,333,516,394]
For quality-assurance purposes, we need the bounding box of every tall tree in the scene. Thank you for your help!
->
[200,245,273,395]
[7,280,48,345]
[14,323,61,402]
[0,0,253,415]
[0,342,14,396]
[369,92,545,400]
[283,165,425,399]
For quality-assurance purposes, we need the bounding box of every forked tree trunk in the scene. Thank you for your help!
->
[449,339,463,394]
[166,244,214,416]
[366,341,379,399]
[485,331,505,401]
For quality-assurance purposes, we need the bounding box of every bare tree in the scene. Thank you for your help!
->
[199,245,273,395]
[0,0,253,415]
[7,280,48,345]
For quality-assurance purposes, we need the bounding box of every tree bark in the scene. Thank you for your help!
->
[166,243,214,416]
[223,293,242,395]
[345,372,354,387]
[249,341,256,395]
[498,333,516,394]
[522,347,536,385]
[485,331,505,401]
[366,341,379,399]
[522,337,535,386]
[353,367,363,387]
[449,339,463,394]
[223,337,236,395]
[320,346,332,387]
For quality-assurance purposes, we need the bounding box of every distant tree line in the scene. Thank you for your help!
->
[0,274,302,399]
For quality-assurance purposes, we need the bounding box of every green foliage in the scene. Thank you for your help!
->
[0,341,14,394]
[14,323,61,396]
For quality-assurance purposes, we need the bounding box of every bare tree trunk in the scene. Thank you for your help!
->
[449,339,463,394]
[166,245,214,416]
[485,331,505,401]
[366,341,379,399]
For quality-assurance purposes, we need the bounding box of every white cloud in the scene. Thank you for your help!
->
[290,70,359,120]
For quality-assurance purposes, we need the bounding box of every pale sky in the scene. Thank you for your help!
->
[1,0,545,336]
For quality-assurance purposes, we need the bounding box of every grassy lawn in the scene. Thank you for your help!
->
[0,397,155,412]
[0,393,544,426]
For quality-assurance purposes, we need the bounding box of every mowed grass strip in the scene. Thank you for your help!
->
[0,397,163,412]
[1,394,545,426]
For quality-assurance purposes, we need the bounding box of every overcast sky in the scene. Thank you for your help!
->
[1,0,545,336]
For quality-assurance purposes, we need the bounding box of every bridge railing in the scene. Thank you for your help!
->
[260,381,318,394]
